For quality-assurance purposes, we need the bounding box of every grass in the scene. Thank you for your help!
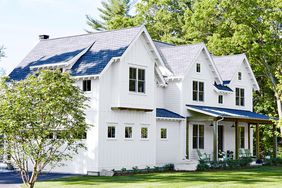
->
[35,166,282,188]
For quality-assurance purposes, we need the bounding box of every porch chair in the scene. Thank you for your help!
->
[197,149,211,162]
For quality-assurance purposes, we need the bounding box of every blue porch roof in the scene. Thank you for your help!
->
[156,108,184,120]
[186,105,273,123]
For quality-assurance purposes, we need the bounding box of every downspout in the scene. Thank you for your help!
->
[213,116,224,161]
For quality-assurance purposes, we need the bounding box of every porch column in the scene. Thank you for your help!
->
[248,123,251,150]
[213,121,218,161]
[186,118,189,159]
[273,124,277,158]
[235,121,239,160]
[256,123,260,159]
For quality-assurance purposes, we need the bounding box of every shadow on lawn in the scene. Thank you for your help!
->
[41,166,282,186]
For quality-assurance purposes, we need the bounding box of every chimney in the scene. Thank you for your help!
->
[39,35,49,40]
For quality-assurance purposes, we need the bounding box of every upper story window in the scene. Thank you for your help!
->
[238,72,242,80]
[193,81,204,102]
[129,67,145,93]
[83,80,91,91]
[235,88,245,106]
[218,95,223,104]
[193,124,204,149]
[196,63,201,73]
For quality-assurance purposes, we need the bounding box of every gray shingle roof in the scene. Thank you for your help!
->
[155,43,204,75]
[9,26,143,80]
[213,54,245,81]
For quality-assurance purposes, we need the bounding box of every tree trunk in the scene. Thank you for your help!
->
[275,92,282,136]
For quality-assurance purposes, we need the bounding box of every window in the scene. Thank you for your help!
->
[83,80,91,91]
[218,95,223,104]
[235,88,245,106]
[193,124,204,149]
[129,67,145,93]
[141,127,148,139]
[107,126,116,138]
[196,63,201,73]
[160,128,167,139]
[238,72,242,80]
[193,81,204,101]
[240,127,245,148]
[125,127,132,138]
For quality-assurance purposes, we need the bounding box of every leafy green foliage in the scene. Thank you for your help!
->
[197,158,252,171]
[86,0,135,31]
[0,70,89,188]
[134,0,193,43]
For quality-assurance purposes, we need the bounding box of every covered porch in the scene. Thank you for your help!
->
[186,105,276,161]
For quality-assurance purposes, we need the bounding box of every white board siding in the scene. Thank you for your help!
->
[156,120,183,165]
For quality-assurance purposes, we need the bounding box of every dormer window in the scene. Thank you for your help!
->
[196,63,201,73]
[83,80,91,91]
[238,72,242,80]
[129,67,145,93]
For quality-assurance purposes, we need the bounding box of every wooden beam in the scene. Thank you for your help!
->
[256,124,260,159]
[215,117,273,124]
[213,121,218,161]
[248,124,251,150]
[111,107,153,112]
[273,124,277,158]
[235,121,240,160]
[186,118,189,159]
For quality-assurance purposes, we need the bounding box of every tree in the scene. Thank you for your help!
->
[0,46,5,61]
[134,0,194,43]
[0,70,89,188]
[86,0,135,31]
[183,0,282,133]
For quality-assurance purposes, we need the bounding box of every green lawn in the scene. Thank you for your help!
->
[36,166,282,188]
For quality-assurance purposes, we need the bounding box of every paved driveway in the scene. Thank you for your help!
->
[0,171,76,188]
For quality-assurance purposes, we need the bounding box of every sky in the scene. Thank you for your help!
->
[0,0,102,74]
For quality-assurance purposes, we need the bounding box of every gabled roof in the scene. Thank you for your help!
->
[156,108,185,120]
[213,54,245,81]
[9,26,143,80]
[155,42,223,84]
[186,105,273,123]
[213,54,259,90]
[155,43,204,76]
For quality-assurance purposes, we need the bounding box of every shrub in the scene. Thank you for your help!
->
[132,166,139,173]
[163,164,174,171]
[264,157,282,166]
[197,157,252,171]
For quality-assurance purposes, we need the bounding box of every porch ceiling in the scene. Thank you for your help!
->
[186,105,275,124]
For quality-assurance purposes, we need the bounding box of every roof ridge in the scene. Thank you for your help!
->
[213,53,246,58]
[42,25,143,41]
[159,42,204,49]
[153,40,175,46]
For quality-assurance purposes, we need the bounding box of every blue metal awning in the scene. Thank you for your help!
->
[186,105,274,123]
[156,108,185,120]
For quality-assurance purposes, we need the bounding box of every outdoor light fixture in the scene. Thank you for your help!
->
[231,124,235,128]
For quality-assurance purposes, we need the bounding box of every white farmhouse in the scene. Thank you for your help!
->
[8,26,275,174]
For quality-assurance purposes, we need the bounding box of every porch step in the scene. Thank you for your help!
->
[174,160,199,171]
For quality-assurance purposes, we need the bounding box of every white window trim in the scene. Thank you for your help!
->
[192,81,205,102]
[129,66,146,94]
[160,128,168,140]
[140,127,149,140]
[107,124,117,140]
[124,126,133,140]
